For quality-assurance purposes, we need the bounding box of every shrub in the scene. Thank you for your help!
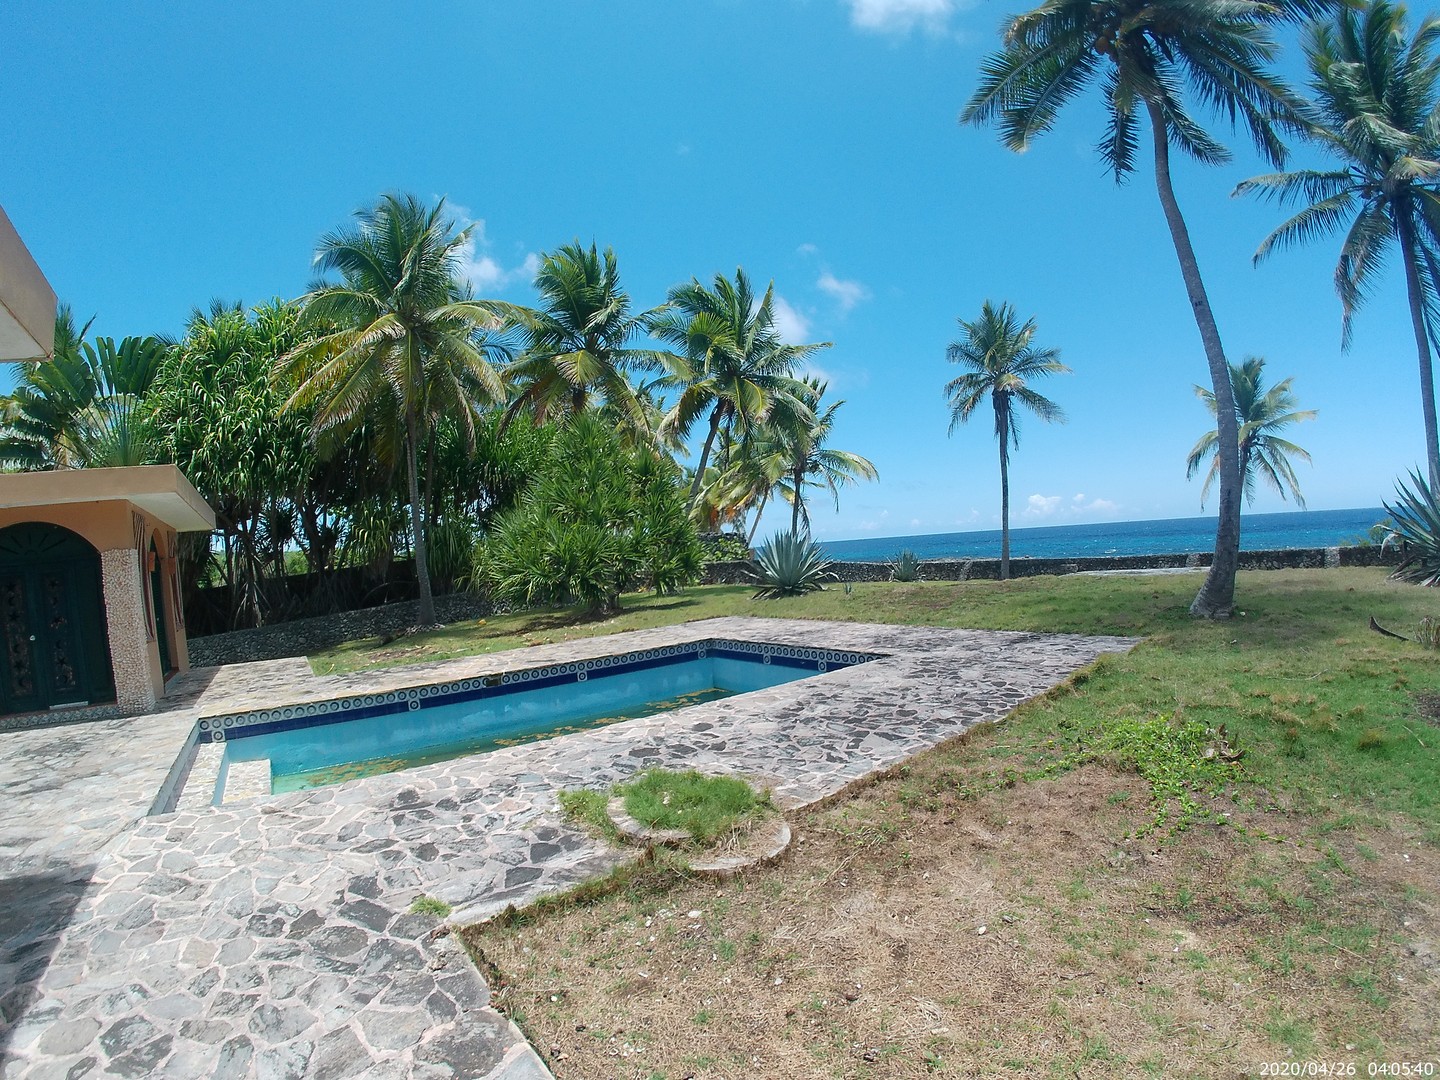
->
[425,514,477,594]
[699,531,751,564]
[480,416,702,613]
[1384,471,1440,585]
[891,549,922,582]
[752,531,835,599]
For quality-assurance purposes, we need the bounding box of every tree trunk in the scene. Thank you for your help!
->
[747,491,769,545]
[1396,209,1440,490]
[790,465,805,537]
[997,397,1011,581]
[1145,100,1241,619]
[406,408,437,628]
[685,404,725,513]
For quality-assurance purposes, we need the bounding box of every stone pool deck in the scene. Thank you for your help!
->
[0,617,1136,1078]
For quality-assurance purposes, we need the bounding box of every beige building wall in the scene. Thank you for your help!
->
[0,500,191,711]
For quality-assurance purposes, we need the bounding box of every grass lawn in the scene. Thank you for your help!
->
[324,568,1440,1077]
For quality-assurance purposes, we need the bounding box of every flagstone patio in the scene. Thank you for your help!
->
[0,617,1136,1079]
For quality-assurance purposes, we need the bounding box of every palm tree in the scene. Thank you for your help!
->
[1235,0,1440,488]
[945,301,1068,580]
[963,0,1323,616]
[501,242,660,439]
[1186,356,1316,509]
[772,379,879,537]
[282,194,508,627]
[0,305,165,470]
[652,269,822,515]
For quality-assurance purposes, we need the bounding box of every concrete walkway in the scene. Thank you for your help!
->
[0,617,1135,1078]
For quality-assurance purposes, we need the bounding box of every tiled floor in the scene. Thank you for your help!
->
[0,617,1136,1079]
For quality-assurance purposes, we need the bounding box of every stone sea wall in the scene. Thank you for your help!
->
[702,544,1401,585]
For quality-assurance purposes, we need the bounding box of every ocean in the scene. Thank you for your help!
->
[819,507,1390,563]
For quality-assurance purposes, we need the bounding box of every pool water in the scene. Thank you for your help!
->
[215,642,873,796]
[270,687,733,792]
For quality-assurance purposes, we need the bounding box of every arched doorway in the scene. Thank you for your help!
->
[0,522,114,714]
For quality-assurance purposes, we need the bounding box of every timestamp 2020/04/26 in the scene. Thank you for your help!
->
[1260,1063,1437,1077]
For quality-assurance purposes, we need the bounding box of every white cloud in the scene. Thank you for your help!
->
[772,295,812,344]
[817,271,871,312]
[845,0,957,34]
[1023,493,1121,520]
[448,209,537,294]
[797,242,819,255]
[1023,494,1064,519]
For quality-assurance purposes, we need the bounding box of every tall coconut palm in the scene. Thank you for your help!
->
[771,379,879,537]
[1235,0,1440,488]
[282,194,508,627]
[945,301,1068,580]
[501,242,661,439]
[963,0,1323,616]
[1186,355,1316,508]
[652,269,822,514]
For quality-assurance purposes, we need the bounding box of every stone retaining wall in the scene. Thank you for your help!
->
[702,544,1400,585]
[188,593,501,667]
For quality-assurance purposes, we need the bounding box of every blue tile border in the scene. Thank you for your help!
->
[195,639,883,746]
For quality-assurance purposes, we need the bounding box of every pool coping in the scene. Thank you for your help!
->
[178,636,884,810]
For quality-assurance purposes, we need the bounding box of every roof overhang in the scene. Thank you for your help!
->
[0,207,57,363]
[0,465,217,532]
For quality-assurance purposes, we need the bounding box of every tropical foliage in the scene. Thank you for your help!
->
[0,192,875,632]
[502,242,662,440]
[653,270,821,515]
[751,531,835,599]
[480,416,702,613]
[1236,0,1440,488]
[281,194,510,627]
[1186,356,1316,509]
[0,305,166,470]
[1384,470,1440,585]
[944,301,1067,581]
[891,549,922,582]
[963,0,1319,616]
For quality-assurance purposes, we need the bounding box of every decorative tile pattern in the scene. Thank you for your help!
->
[0,617,1136,1079]
[192,638,881,748]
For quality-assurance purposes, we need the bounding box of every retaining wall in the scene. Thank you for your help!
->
[702,544,1400,585]
[187,593,502,667]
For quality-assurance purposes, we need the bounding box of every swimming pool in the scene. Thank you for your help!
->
[201,638,879,799]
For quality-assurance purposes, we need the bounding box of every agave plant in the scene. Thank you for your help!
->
[890,549,921,583]
[1384,471,1440,586]
[752,531,834,599]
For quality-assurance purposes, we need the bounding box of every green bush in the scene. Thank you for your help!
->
[479,416,702,613]
[752,531,835,598]
[699,531,751,564]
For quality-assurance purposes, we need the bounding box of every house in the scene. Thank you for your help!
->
[0,206,216,722]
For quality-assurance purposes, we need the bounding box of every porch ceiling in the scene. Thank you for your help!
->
[0,465,217,532]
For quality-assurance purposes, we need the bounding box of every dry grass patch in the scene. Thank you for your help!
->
[465,754,1438,1079]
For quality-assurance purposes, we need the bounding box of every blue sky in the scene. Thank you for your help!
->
[0,0,1419,541]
